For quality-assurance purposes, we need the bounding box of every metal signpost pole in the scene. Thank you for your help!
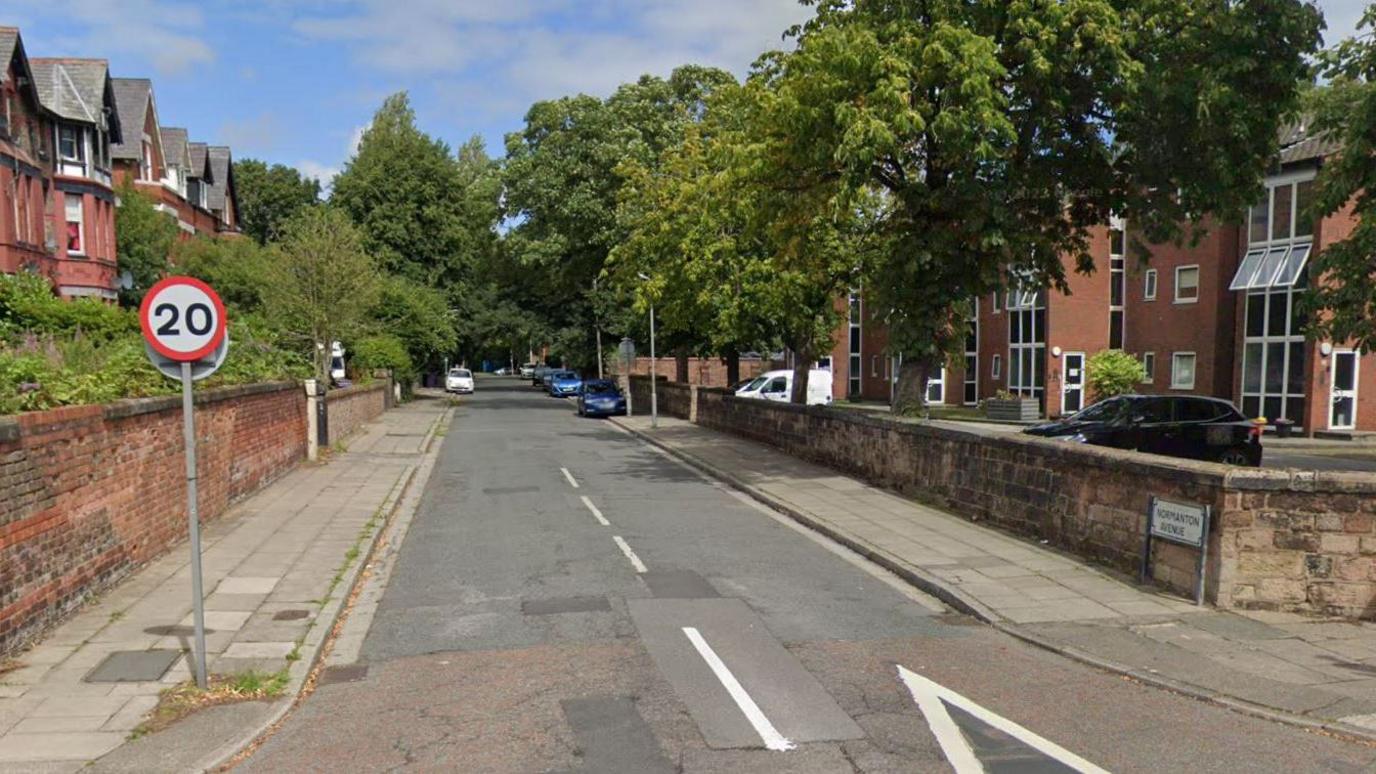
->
[180,362,208,689]
[649,303,658,428]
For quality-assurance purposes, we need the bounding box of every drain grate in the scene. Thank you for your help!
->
[85,650,182,683]
[272,609,311,621]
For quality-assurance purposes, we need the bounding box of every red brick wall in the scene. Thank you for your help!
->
[324,381,388,445]
[0,382,306,658]
[621,356,769,388]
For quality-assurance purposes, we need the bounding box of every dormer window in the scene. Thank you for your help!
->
[58,124,81,162]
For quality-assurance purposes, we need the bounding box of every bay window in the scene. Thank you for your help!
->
[64,193,84,255]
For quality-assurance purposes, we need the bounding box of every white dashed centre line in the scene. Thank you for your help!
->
[682,626,796,752]
[580,496,610,526]
[612,536,647,573]
[560,467,580,488]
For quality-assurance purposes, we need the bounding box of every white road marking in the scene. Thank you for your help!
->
[898,666,1109,774]
[682,626,796,752]
[561,467,580,488]
[612,535,647,573]
[580,495,610,526]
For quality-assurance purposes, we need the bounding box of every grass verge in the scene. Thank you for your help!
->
[131,669,290,739]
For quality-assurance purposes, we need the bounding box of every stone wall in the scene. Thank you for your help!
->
[0,382,307,657]
[671,383,1376,618]
[324,380,388,445]
[628,377,691,420]
[620,356,770,387]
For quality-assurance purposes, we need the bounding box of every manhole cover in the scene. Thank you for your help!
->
[522,596,612,616]
[85,650,182,683]
[318,664,369,686]
[273,609,311,621]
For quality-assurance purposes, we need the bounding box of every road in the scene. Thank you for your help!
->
[240,377,1376,773]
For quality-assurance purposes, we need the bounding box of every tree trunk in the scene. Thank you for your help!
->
[791,353,811,405]
[675,350,690,383]
[892,359,931,417]
[724,349,740,387]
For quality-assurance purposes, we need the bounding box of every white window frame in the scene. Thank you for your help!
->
[1142,352,1155,384]
[64,193,85,256]
[1170,352,1196,390]
[1144,269,1158,301]
[991,354,1002,380]
[847,292,862,398]
[1174,265,1200,304]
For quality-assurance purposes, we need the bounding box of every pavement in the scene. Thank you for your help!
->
[235,378,1376,772]
[612,412,1376,741]
[0,393,449,773]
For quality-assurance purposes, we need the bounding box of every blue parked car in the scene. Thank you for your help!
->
[577,380,627,417]
[548,370,583,397]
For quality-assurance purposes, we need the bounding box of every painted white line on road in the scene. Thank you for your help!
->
[682,626,796,752]
[898,666,1108,774]
[580,496,610,526]
[561,467,580,489]
[612,535,647,573]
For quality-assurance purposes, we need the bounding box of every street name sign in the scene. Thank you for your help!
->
[139,276,229,689]
[1140,496,1212,606]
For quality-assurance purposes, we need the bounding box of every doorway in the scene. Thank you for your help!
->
[1330,350,1359,430]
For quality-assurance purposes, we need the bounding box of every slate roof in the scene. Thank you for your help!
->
[1276,119,1341,166]
[29,58,116,137]
[207,145,231,211]
[188,142,212,182]
[110,77,154,160]
[0,28,19,76]
[161,126,190,169]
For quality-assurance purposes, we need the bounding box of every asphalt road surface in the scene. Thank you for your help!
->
[241,377,1376,773]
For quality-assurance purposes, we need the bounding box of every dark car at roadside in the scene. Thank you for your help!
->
[577,380,627,417]
[1022,395,1263,467]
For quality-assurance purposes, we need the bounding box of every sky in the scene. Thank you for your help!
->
[4,0,1370,191]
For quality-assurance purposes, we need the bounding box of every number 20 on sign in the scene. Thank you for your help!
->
[139,276,229,689]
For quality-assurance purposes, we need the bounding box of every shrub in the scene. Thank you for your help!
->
[349,334,413,378]
[1086,349,1146,402]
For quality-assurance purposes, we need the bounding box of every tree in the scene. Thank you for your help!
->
[175,235,274,314]
[113,180,179,307]
[262,207,381,383]
[502,66,737,370]
[1087,349,1146,402]
[757,0,1323,413]
[332,93,495,289]
[233,159,321,244]
[369,275,457,375]
[1306,5,1376,349]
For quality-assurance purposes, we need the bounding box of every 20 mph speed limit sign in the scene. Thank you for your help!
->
[140,276,227,362]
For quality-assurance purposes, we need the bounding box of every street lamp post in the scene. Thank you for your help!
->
[593,277,604,380]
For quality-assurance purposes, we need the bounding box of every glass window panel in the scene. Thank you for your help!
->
[1273,244,1310,288]
[1111,272,1124,307]
[1246,294,1266,337]
[1145,269,1158,299]
[1230,249,1266,291]
[992,355,1001,378]
[1010,312,1021,342]
[1110,228,1125,256]
[1267,291,1289,337]
[1290,296,1309,336]
[1271,183,1293,241]
[1022,349,1034,388]
[1250,247,1289,289]
[1110,312,1123,350]
[1295,180,1315,238]
[1265,342,1286,392]
[1287,342,1306,394]
[1249,199,1269,244]
[1143,353,1155,381]
[849,327,861,350]
[1033,309,1046,341]
[1264,396,1283,424]
[1172,354,1196,388]
[1243,344,1263,392]
[1243,395,1261,419]
[1336,352,1356,387]
[1008,352,1019,384]
[1285,397,1307,425]
[1033,348,1046,389]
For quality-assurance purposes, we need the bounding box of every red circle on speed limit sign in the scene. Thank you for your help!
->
[139,276,228,362]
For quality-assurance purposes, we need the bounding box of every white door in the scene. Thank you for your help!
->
[1330,350,1359,430]
[1062,352,1085,415]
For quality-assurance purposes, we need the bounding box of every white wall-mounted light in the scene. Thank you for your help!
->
[1051,346,1063,358]
[1320,342,1334,357]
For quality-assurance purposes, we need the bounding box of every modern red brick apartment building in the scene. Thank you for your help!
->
[0,25,241,301]
[830,124,1373,436]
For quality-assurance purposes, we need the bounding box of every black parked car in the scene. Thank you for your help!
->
[1023,395,1264,467]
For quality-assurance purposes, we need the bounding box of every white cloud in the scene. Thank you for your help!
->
[295,159,339,195]
[18,0,214,75]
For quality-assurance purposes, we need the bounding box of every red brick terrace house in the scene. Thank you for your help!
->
[829,125,1372,436]
[185,141,232,236]
[205,145,239,234]
[28,56,120,300]
[0,28,56,282]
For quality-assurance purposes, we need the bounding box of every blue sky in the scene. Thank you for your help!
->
[5,1,1369,190]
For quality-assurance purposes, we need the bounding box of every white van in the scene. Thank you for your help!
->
[735,369,833,406]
